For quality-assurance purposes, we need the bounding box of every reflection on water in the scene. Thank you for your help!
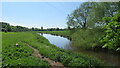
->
[74,48,120,66]
[40,33,72,50]
[39,33,120,67]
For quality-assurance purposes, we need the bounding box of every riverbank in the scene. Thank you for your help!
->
[39,29,103,50]
[39,29,120,67]
[2,32,104,67]
[39,29,120,54]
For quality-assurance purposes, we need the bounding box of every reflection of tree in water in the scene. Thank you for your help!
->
[40,33,43,36]
[64,41,74,50]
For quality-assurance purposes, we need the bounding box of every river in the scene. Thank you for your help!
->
[39,33,120,67]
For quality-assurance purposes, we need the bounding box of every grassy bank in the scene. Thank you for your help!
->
[2,32,50,67]
[39,29,103,50]
[2,32,104,67]
[71,29,103,50]
[39,30,71,37]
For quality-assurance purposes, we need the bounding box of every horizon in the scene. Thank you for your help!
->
[2,2,82,29]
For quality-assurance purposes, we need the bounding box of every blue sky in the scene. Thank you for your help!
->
[2,2,82,29]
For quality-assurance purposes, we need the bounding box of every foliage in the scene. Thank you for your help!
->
[71,29,103,50]
[0,22,11,32]
[0,22,42,32]
[67,2,92,29]
[0,22,65,32]
[100,13,120,51]
[67,2,119,29]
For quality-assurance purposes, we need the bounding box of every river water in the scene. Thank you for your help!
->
[39,33,120,67]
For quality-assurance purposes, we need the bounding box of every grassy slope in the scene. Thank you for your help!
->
[71,29,103,50]
[39,30,71,37]
[2,32,104,67]
[2,32,50,67]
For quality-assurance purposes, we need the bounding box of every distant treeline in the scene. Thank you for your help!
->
[0,22,65,32]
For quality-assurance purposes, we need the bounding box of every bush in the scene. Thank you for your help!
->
[100,12,120,51]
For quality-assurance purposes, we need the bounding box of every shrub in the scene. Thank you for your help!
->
[100,12,120,51]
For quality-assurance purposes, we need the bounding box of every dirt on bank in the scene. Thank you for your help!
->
[27,44,65,67]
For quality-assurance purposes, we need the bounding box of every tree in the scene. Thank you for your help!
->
[32,27,35,31]
[56,27,59,31]
[100,12,120,51]
[6,25,11,32]
[1,22,31,32]
[88,2,119,28]
[67,14,79,28]
[67,2,119,29]
[67,2,93,29]
[41,26,43,30]
[67,26,71,30]
[1,22,11,32]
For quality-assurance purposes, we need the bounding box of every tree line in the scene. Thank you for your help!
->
[0,22,64,32]
[0,22,33,32]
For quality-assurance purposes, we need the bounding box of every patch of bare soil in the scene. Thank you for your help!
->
[27,44,65,67]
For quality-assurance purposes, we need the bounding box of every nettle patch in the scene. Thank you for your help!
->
[100,13,120,51]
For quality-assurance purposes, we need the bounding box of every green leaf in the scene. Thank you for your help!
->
[102,44,108,48]
[116,48,120,51]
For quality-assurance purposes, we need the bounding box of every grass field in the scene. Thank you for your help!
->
[2,32,104,67]
[2,32,50,67]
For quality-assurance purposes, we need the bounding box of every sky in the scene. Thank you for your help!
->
[2,2,82,29]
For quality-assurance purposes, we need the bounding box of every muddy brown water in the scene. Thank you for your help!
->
[39,33,120,67]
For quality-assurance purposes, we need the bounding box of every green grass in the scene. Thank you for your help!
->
[71,29,103,50]
[2,32,50,67]
[23,32,104,67]
[2,32,104,67]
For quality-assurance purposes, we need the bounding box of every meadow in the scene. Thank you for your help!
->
[2,32,50,67]
[2,32,104,67]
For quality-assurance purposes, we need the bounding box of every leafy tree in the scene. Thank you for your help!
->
[67,26,71,30]
[67,2,93,29]
[32,27,35,31]
[1,22,11,32]
[67,2,119,29]
[56,27,59,31]
[100,12,120,51]
[41,26,43,30]
[0,22,32,32]
[6,25,11,32]
[88,2,119,28]
[67,14,79,28]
